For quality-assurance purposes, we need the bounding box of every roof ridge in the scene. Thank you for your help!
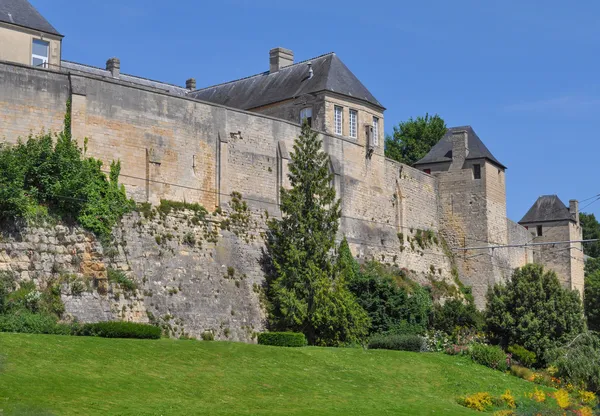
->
[191,52,335,93]
[61,60,187,90]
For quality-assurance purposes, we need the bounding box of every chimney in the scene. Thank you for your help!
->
[269,47,294,73]
[186,78,196,91]
[449,130,469,171]
[106,57,120,78]
[569,199,580,225]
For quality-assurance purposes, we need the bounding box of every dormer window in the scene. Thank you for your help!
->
[334,106,343,135]
[300,107,312,127]
[32,39,49,68]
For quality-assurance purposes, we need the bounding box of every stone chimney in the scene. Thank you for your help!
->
[569,199,580,225]
[449,130,469,171]
[106,57,120,78]
[186,78,196,91]
[269,47,294,73]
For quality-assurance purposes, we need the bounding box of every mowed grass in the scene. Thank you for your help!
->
[0,333,539,415]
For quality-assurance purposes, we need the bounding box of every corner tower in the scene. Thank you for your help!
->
[414,126,509,306]
[519,195,584,295]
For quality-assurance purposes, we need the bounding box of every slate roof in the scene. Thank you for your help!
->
[61,61,188,96]
[0,0,62,36]
[413,126,506,169]
[519,195,573,224]
[189,52,384,110]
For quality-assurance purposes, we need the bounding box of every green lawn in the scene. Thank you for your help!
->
[0,333,540,415]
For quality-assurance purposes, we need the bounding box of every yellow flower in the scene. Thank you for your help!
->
[578,390,597,405]
[493,411,515,416]
[501,390,516,409]
[553,389,570,409]
[461,392,493,412]
[577,406,594,416]
[527,387,546,403]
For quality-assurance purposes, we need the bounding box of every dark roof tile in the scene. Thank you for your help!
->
[414,126,506,169]
[0,0,61,36]
[189,53,384,110]
[519,195,572,223]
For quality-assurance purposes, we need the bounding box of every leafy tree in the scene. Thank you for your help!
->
[265,124,370,346]
[431,299,484,334]
[0,101,133,238]
[581,213,600,259]
[486,263,585,366]
[585,270,600,331]
[345,256,432,336]
[384,113,447,166]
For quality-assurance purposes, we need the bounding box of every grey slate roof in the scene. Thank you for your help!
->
[61,61,188,96]
[413,126,506,169]
[519,195,573,224]
[189,53,384,110]
[0,0,61,36]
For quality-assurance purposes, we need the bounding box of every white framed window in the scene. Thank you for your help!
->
[349,109,357,138]
[300,107,312,127]
[334,106,343,135]
[372,116,379,146]
[32,39,49,68]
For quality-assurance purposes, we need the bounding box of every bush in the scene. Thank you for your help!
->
[508,344,537,368]
[257,332,307,347]
[553,332,600,393]
[0,124,134,237]
[486,264,585,366]
[510,364,534,381]
[77,321,161,339]
[469,343,509,372]
[107,268,137,292]
[0,310,62,334]
[368,334,425,352]
[347,260,432,336]
[431,299,484,334]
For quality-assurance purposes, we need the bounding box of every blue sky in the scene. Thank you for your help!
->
[33,0,600,221]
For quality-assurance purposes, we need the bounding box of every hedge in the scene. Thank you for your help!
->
[469,343,509,371]
[368,334,425,352]
[0,311,64,335]
[76,321,161,339]
[257,332,307,347]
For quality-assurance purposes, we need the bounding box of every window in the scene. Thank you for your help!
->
[32,39,49,68]
[537,225,543,237]
[424,169,431,174]
[372,116,379,146]
[349,109,357,138]
[300,107,312,127]
[334,106,343,135]
[473,164,481,179]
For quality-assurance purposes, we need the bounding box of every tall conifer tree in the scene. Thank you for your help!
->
[266,123,369,346]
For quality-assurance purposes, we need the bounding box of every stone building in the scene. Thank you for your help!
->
[0,0,584,312]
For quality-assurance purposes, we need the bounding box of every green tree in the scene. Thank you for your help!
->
[345,257,432,336]
[265,124,369,346]
[384,113,447,166]
[585,269,600,331]
[486,263,585,366]
[581,213,600,258]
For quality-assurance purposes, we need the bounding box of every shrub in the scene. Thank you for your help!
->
[257,332,307,347]
[77,321,161,339]
[469,343,509,372]
[368,334,425,352]
[507,344,537,368]
[347,260,431,336]
[486,264,585,366]
[553,332,600,393]
[431,299,484,334]
[459,392,493,412]
[510,364,534,381]
[107,268,137,292]
[201,331,214,341]
[0,310,61,334]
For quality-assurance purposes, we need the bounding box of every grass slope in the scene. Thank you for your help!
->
[0,333,538,415]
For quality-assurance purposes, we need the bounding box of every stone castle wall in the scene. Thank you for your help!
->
[0,60,538,313]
